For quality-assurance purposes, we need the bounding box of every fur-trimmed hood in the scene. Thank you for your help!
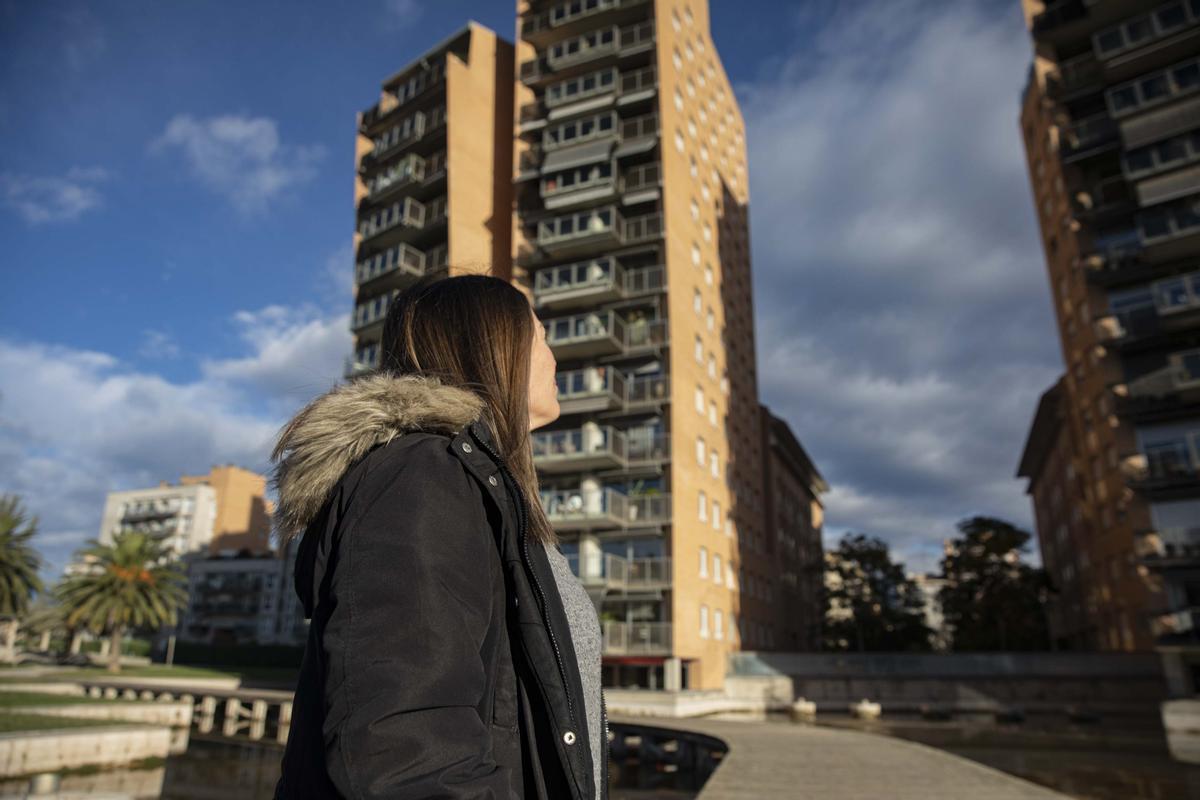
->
[269,372,487,542]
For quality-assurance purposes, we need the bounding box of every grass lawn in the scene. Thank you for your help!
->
[0,712,134,733]
[0,691,132,707]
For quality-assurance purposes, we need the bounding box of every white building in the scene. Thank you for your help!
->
[911,573,950,652]
[97,483,218,559]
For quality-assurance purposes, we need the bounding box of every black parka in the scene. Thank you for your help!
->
[270,373,609,799]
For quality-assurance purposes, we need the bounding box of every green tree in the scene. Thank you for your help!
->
[56,531,187,673]
[822,533,932,652]
[938,516,1051,651]
[0,494,45,663]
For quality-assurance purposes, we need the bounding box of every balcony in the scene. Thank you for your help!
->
[1047,53,1103,100]
[358,196,447,250]
[1135,526,1200,563]
[1150,608,1200,641]
[1060,113,1119,162]
[617,66,657,105]
[533,426,628,473]
[121,502,181,522]
[536,258,622,308]
[545,310,667,359]
[534,259,665,310]
[1114,357,1200,421]
[556,367,627,414]
[624,430,669,467]
[364,154,426,205]
[1071,175,1134,223]
[358,63,444,133]
[352,290,395,334]
[602,621,671,655]
[1031,0,1089,39]
[1120,436,1200,498]
[621,161,660,202]
[541,488,671,530]
[625,372,669,409]
[568,554,671,592]
[520,0,651,46]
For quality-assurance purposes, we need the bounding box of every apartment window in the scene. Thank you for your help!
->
[703,222,712,243]
[685,6,694,25]
[694,335,704,363]
[708,353,717,378]
[698,490,708,521]
[695,384,705,413]
[691,198,700,221]
[673,48,683,71]
[691,243,701,266]
[709,400,718,426]
[543,111,616,151]
[699,546,708,577]
[713,608,724,640]
[672,8,681,30]
[545,67,617,108]
[726,556,735,582]
[700,604,709,638]
[711,451,719,478]
[701,181,710,201]
[674,88,684,111]
[693,288,702,314]
[690,157,698,178]
[696,437,706,466]
[675,129,685,153]
[686,77,696,97]
[705,264,714,285]
[685,42,694,61]
[712,500,721,530]
[549,0,618,26]
[1107,57,1200,118]
[713,554,722,583]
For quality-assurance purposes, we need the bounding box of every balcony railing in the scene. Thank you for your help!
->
[1151,608,1200,639]
[534,260,665,308]
[541,488,671,530]
[352,290,396,333]
[626,372,669,407]
[567,554,671,591]
[1136,527,1200,560]
[1031,0,1088,37]
[620,112,658,142]
[366,154,426,202]
[1047,52,1101,99]
[622,162,661,194]
[619,66,657,97]
[556,367,626,413]
[602,621,671,655]
[355,242,427,287]
[1120,436,1200,490]
[625,431,669,465]
[533,426,627,472]
[544,310,667,358]
[1061,114,1118,160]
[1070,175,1132,217]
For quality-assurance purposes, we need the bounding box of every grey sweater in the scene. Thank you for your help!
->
[543,541,603,800]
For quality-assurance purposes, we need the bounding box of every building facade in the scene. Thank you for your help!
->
[179,464,273,555]
[759,404,828,653]
[1018,0,1200,665]
[513,0,764,691]
[349,23,515,377]
[95,483,218,561]
[1017,377,1100,648]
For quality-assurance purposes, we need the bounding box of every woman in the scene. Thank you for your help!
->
[270,274,608,799]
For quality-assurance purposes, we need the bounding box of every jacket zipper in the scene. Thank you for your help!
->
[600,686,610,799]
[469,430,581,736]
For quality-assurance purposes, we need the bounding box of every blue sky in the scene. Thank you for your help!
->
[0,0,1054,581]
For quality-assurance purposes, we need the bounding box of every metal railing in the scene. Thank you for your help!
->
[566,554,671,590]
[602,621,671,654]
[540,488,671,527]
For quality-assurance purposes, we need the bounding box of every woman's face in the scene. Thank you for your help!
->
[528,309,560,431]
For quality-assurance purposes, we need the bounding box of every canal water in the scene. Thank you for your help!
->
[4,714,1199,798]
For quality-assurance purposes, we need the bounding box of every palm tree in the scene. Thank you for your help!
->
[0,494,45,663]
[56,531,187,673]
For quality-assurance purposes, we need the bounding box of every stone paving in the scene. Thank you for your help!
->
[610,714,1072,800]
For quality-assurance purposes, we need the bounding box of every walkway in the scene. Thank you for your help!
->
[609,714,1071,800]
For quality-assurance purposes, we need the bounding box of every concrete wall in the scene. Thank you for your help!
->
[0,725,171,778]
[729,651,1168,714]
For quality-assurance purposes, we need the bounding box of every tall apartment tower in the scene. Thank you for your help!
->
[348,23,515,376]
[513,0,762,690]
[1016,0,1200,670]
[179,464,273,555]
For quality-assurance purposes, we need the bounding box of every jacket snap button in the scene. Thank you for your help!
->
[488,475,498,486]
[461,442,473,453]
[562,731,576,745]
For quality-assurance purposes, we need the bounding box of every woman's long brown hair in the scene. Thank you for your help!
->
[377,273,559,547]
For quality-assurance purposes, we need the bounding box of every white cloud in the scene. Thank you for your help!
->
[149,114,325,215]
[138,329,181,360]
[385,0,422,28]
[0,303,350,580]
[740,0,1057,571]
[0,166,110,224]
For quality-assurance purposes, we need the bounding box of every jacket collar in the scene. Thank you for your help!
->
[269,372,487,542]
